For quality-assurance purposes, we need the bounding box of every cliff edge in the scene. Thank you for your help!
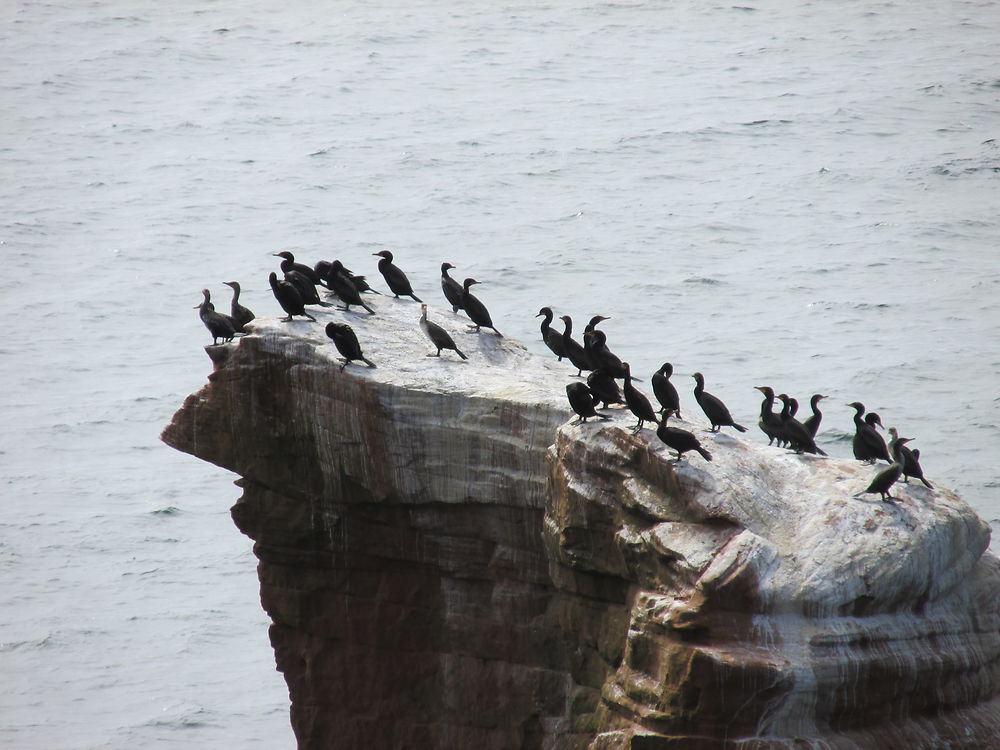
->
[162,298,1000,749]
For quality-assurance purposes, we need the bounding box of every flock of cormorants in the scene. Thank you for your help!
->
[196,250,934,505]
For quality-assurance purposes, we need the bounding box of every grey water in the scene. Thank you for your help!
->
[1,0,998,747]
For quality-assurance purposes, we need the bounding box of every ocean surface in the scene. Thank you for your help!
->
[2,0,998,747]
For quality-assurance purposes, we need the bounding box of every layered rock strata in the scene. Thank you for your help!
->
[163,299,1000,749]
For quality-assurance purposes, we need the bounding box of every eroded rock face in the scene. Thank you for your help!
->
[163,299,1000,749]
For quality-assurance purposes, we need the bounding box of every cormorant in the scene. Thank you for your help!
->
[892,430,932,488]
[581,315,609,369]
[651,363,682,418]
[776,393,827,455]
[419,304,467,359]
[622,362,658,433]
[268,272,316,322]
[693,373,747,433]
[754,386,783,445]
[222,281,255,333]
[275,253,331,307]
[656,411,712,462]
[440,263,464,312]
[587,369,625,409]
[861,431,911,502]
[536,307,566,361]
[195,289,237,345]
[802,394,826,438]
[584,329,629,380]
[566,382,608,424]
[328,260,375,314]
[848,402,889,463]
[558,315,591,377]
[273,251,322,284]
[461,278,502,336]
[325,322,376,370]
[373,250,422,302]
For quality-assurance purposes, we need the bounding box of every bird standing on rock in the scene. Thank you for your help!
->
[651,363,682,418]
[268,272,316,322]
[693,373,747,433]
[889,426,933,488]
[221,281,254,333]
[196,289,237,345]
[373,250,422,302]
[587,369,625,409]
[861,430,910,502]
[754,386,783,445]
[566,382,608,424]
[461,278,502,336]
[848,402,890,463]
[325,322,376,371]
[440,263,464,312]
[776,393,826,455]
[622,362,658,433]
[558,315,591,377]
[802,394,826,438]
[419,304,467,360]
[656,411,713,463]
[328,260,375,315]
[536,307,566,361]
[273,251,322,284]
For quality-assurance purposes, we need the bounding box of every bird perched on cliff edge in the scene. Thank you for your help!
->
[622,362,658,433]
[656,411,713,463]
[373,250,422,302]
[419,304,467,360]
[461,278,502,336]
[195,289,237,345]
[536,307,566,361]
[566,382,608,424]
[325,322,376,371]
[268,272,316,322]
[222,281,255,333]
[440,262,464,312]
[860,430,910,502]
[651,363,682,418]
[693,372,747,433]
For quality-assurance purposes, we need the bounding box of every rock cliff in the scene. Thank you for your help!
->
[162,298,1000,749]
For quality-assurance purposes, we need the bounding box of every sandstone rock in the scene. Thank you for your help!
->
[162,296,1000,749]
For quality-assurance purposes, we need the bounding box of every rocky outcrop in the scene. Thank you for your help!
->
[163,299,1000,749]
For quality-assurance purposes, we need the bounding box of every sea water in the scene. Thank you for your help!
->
[1,0,998,747]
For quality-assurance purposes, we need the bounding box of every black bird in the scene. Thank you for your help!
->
[584,329,629,380]
[461,278,502,336]
[221,281,255,333]
[536,307,566,361]
[419,304,467,359]
[440,263,464,312]
[273,251,322,285]
[558,315,591,377]
[693,373,747,433]
[776,393,827,455]
[268,272,316,322]
[566,382,608,424]
[318,261,378,295]
[865,412,891,461]
[622,362,658,433]
[328,260,375,314]
[802,394,827,438]
[888,427,932,488]
[848,402,890,463]
[195,289,237,345]
[373,250,422,302]
[581,315,610,368]
[587,369,625,409]
[754,386,783,445]
[651,363,682,418]
[861,431,911,502]
[656,411,713,462]
[325,322,376,370]
[274,253,331,307]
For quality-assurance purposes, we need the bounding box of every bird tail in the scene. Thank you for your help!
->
[697,447,713,461]
[456,348,468,360]
[733,423,748,432]
[363,357,377,369]
[362,300,376,314]
[921,477,933,488]
[411,294,424,303]
[303,311,317,322]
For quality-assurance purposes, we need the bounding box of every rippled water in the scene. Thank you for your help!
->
[2,0,998,747]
